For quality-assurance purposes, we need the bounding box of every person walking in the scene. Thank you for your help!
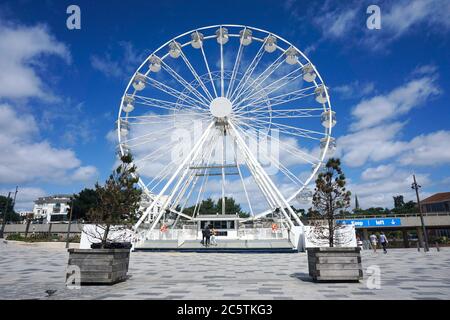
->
[379,232,388,254]
[201,227,206,246]
[370,233,378,253]
[211,228,218,246]
[204,225,211,247]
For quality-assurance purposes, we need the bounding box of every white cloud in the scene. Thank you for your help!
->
[314,6,359,40]
[350,171,432,208]
[287,0,450,51]
[381,0,450,39]
[0,187,47,212]
[351,75,440,131]
[399,131,450,166]
[337,122,406,167]
[91,42,146,79]
[0,22,70,100]
[361,164,396,181]
[333,81,375,100]
[72,166,99,182]
[0,104,97,184]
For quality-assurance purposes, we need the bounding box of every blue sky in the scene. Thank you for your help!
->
[0,0,449,211]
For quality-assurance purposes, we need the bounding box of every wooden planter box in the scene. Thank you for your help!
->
[67,248,130,285]
[307,247,363,282]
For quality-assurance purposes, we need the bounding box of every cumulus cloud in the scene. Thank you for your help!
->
[351,75,440,131]
[337,122,406,167]
[91,42,146,79]
[337,68,447,168]
[350,171,432,208]
[361,164,396,181]
[0,187,47,212]
[285,0,450,51]
[399,131,450,166]
[333,81,375,100]
[72,166,99,182]
[0,22,70,101]
[0,104,97,184]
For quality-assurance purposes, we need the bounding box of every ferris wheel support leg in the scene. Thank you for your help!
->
[229,122,298,229]
[146,122,215,233]
[133,122,214,231]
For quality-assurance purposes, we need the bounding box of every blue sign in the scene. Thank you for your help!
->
[336,218,402,228]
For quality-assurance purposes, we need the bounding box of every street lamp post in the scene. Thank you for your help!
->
[0,192,12,239]
[411,174,429,252]
[65,197,74,249]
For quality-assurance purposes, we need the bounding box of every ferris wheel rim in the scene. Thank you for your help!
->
[116,24,335,222]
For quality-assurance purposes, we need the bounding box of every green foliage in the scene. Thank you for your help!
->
[86,154,142,247]
[311,158,351,247]
[6,233,60,242]
[391,200,418,214]
[0,195,20,222]
[182,197,249,217]
[72,188,100,220]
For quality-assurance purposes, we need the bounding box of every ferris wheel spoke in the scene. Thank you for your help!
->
[146,160,176,190]
[236,125,305,186]
[136,121,214,231]
[220,31,225,97]
[190,134,219,217]
[141,74,209,109]
[121,120,183,144]
[133,93,206,114]
[246,117,325,141]
[231,52,285,106]
[235,66,303,108]
[236,121,320,165]
[229,40,267,102]
[199,37,218,98]
[229,120,300,227]
[123,112,209,120]
[236,107,323,119]
[134,140,179,165]
[226,34,245,98]
[179,50,215,101]
[234,85,317,114]
[160,60,211,106]
[120,124,176,145]
[233,142,254,216]
[124,114,210,126]
[169,168,198,213]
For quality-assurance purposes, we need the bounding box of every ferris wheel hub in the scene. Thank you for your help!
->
[209,97,233,118]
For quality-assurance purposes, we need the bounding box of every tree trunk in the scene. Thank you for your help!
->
[328,219,334,247]
[101,224,110,249]
[24,218,31,238]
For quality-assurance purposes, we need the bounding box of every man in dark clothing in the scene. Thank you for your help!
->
[204,225,211,247]
[201,228,206,246]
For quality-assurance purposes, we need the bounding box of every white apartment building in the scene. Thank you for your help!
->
[33,194,71,223]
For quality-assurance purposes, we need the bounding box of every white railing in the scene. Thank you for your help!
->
[237,228,289,240]
[140,228,198,242]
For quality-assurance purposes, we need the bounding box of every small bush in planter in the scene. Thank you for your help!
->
[66,154,142,285]
[306,158,362,282]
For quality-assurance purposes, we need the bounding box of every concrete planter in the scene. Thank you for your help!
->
[307,247,363,282]
[67,248,130,285]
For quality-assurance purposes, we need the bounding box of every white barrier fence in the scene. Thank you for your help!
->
[237,228,289,240]
[137,227,290,241]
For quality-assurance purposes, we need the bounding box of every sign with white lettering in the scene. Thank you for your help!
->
[336,218,401,228]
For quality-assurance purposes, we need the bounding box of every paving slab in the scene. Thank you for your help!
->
[0,241,449,300]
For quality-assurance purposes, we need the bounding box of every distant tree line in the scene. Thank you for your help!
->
[0,195,20,222]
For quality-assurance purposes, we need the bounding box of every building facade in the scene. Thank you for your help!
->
[33,195,71,223]
[421,192,450,213]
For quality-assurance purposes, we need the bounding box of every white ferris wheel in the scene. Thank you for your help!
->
[117,25,336,233]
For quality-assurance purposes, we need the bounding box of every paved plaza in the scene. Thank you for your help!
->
[1,241,450,300]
